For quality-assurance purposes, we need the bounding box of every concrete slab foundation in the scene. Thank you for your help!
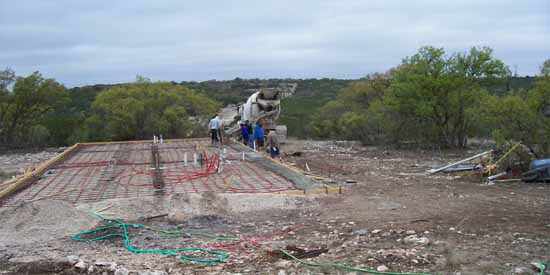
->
[0,139,329,207]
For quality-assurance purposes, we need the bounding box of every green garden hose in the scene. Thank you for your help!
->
[73,213,543,275]
[535,261,549,275]
[72,212,229,263]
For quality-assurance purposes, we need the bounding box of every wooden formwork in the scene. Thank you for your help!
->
[0,143,81,200]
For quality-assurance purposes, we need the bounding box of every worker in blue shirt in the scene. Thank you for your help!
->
[253,121,264,149]
[240,122,249,145]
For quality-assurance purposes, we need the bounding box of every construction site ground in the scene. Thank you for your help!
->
[0,139,549,275]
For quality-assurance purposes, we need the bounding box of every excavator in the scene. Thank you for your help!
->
[223,88,287,142]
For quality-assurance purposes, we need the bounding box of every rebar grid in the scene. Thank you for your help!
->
[1,140,296,206]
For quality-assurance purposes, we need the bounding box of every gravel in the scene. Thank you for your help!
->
[0,200,98,246]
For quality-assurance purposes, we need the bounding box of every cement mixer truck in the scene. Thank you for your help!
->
[224,88,287,142]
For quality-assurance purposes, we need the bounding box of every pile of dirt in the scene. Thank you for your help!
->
[0,200,98,246]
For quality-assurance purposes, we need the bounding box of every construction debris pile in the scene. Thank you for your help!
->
[428,142,550,184]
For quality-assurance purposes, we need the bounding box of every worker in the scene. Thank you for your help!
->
[266,129,280,159]
[208,114,221,145]
[246,121,254,148]
[253,121,264,149]
[240,122,249,145]
[217,115,224,145]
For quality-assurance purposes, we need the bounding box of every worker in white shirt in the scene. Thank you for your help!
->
[208,114,221,145]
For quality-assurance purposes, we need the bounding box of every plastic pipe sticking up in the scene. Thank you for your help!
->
[184,152,188,166]
[218,155,223,173]
[193,153,198,166]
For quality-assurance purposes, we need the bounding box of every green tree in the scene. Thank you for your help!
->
[0,71,68,147]
[86,81,220,141]
[384,46,508,147]
[540,59,550,77]
[0,68,16,141]
[312,73,391,143]
[0,68,15,91]
[483,77,550,156]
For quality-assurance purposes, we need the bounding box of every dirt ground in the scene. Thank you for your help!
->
[0,139,548,275]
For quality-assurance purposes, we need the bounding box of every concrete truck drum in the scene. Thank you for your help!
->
[226,88,287,143]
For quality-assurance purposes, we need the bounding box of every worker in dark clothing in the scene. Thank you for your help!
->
[246,121,254,148]
[266,130,280,159]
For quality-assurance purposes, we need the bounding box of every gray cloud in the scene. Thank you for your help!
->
[1,0,548,86]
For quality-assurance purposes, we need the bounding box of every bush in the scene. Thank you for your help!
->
[86,80,220,141]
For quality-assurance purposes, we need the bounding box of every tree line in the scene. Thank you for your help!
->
[0,73,219,149]
[311,46,549,156]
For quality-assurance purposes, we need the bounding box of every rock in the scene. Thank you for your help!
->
[8,255,43,263]
[115,267,130,275]
[95,260,117,269]
[405,230,416,235]
[168,210,186,224]
[513,266,533,274]
[278,270,287,275]
[140,271,168,275]
[403,235,430,245]
[372,229,382,234]
[66,255,79,264]
[94,260,110,266]
[377,265,389,272]
[275,260,292,268]
[352,229,369,236]
[381,232,391,237]
[75,260,87,270]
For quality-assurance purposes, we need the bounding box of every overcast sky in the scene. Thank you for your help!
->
[1,0,548,87]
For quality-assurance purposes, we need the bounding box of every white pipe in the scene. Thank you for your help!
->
[160,135,163,144]
[488,172,507,181]
[218,155,223,173]
[193,153,197,166]
[184,153,187,166]
[428,150,492,174]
